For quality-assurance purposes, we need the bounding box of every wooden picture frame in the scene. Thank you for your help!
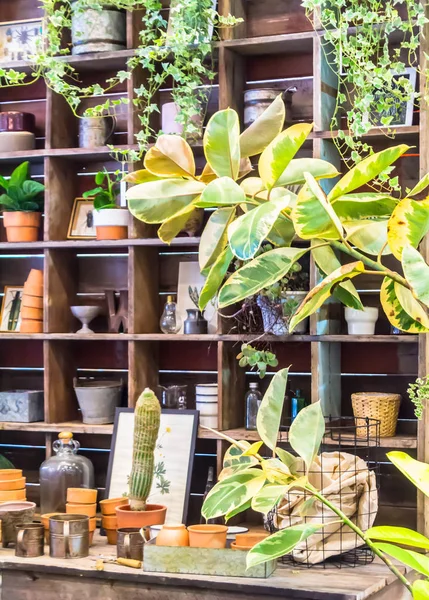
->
[364,67,417,128]
[67,198,96,239]
[0,19,43,63]
[0,286,23,332]
[105,408,199,524]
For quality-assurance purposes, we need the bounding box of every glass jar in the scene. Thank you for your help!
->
[245,382,263,430]
[39,432,94,514]
[160,295,182,334]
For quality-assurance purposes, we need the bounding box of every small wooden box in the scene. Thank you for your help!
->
[0,390,44,422]
[143,541,276,578]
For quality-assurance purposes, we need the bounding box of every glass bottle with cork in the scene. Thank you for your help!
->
[245,382,263,430]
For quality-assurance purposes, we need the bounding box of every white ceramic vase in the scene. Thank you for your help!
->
[345,306,379,335]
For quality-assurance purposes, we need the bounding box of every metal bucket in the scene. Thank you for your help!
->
[71,5,126,55]
[49,514,89,559]
[78,117,116,149]
[15,522,44,557]
[244,89,292,128]
[117,527,145,561]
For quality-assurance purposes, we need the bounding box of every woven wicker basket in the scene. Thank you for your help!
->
[351,392,401,438]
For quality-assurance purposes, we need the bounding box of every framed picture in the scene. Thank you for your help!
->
[0,286,23,332]
[105,408,199,524]
[364,67,417,128]
[0,19,43,63]
[67,198,96,239]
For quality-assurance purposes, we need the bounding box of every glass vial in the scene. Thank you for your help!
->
[291,389,307,421]
[245,382,263,430]
[160,295,182,334]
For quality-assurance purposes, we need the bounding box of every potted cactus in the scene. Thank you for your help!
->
[115,388,167,528]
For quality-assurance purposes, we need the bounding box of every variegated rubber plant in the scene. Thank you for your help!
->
[200,368,429,598]
[126,94,429,334]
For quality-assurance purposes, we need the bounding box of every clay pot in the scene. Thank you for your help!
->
[102,515,117,530]
[3,212,41,242]
[156,524,189,547]
[22,295,43,309]
[66,502,96,518]
[100,496,128,515]
[93,208,129,241]
[235,531,269,549]
[0,469,22,481]
[0,489,26,501]
[25,269,43,286]
[23,283,43,297]
[0,477,26,491]
[67,488,97,504]
[187,524,227,549]
[20,319,43,333]
[115,504,167,529]
[21,306,43,320]
[0,501,36,547]
[89,516,96,546]
[105,528,117,545]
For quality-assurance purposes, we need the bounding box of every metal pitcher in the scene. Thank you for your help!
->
[117,528,145,561]
[49,514,89,559]
[79,116,116,149]
[15,522,44,557]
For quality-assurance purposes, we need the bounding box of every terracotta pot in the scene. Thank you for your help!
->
[66,502,96,518]
[25,269,43,286]
[21,306,43,320]
[93,208,129,240]
[23,282,43,297]
[0,488,26,502]
[89,531,94,546]
[100,496,128,516]
[115,504,167,529]
[0,477,26,491]
[96,225,128,241]
[156,524,189,547]
[89,516,96,532]
[22,295,43,309]
[187,524,227,549]
[105,528,117,545]
[102,515,117,530]
[20,319,43,333]
[0,469,22,481]
[3,212,41,242]
[67,488,98,504]
[235,531,269,549]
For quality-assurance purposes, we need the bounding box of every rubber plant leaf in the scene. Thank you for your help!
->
[158,203,199,244]
[199,247,234,311]
[366,526,429,550]
[203,108,240,179]
[332,194,398,220]
[381,277,429,333]
[289,401,325,470]
[388,451,429,497]
[276,158,339,187]
[239,94,285,158]
[195,177,245,208]
[387,197,429,260]
[251,483,290,514]
[292,180,342,240]
[144,134,196,178]
[124,169,167,184]
[201,469,266,520]
[407,174,429,197]
[256,368,289,450]
[374,543,429,579]
[199,207,236,273]
[343,219,391,256]
[402,245,429,308]
[412,580,429,600]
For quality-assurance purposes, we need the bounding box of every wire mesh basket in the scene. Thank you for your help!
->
[266,416,380,568]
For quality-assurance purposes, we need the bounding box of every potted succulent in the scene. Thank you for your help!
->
[0,162,44,242]
[83,168,129,240]
[116,387,167,529]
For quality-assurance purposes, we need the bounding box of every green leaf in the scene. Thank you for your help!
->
[256,368,289,450]
[0,174,9,191]
[402,246,429,308]
[276,158,339,187]
[311,244,363,310]
[242,441,264,457]
[124,169,166,184]
[22,179,45,198]
[239,94,285,158]
[412,580,429,600]
[240,177,266,197]
[204,108,240,179]
[228,198,289,261]
[387,198,429,260]
[144,134,196,178]
[247,524,323,568]
[292,182,343,241]
[7,185,24,202]
[366,526,429,550]
[251,483,289,514]
[381,277,429,333]
[328,145,410,201]
[218,247,308,308]
[275,448,299,473]
[199,207,236,273]
[388,451,429,497]
[199,247,234,311]
[259,123,313,190]
[225,499,252,522]
[289,261,365,331]
[299,496,317,517]
[289,401,325,471]
[266,212,296,247]
[158,204,199,244]
[333,194,397,220]
[343,219,391,256]
[219,441,259,480]
[95,171,105,185]
[201,469,266,520]
[374,543,429,578]
[408,174,429,197]
[10,161,29,188]
[195,177,245,208]
[127,178,205,223]
[83,186,104,198]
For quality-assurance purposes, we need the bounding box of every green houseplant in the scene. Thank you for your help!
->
[83,168,129,240]
[126,94,429,338]
[0,161,44,242]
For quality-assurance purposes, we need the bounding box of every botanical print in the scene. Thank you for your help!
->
[0,20,42,62]
[0,287,23,332]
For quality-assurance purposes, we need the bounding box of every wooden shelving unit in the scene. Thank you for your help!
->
[0,0,424,527]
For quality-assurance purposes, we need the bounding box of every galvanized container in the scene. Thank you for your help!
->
[0,390,44,422]
[15,522,44,557]
[78,117,116,149]
[244,89,292,129]
[71,4,126,55]
[117,528,144,561]
[49,514,89,559]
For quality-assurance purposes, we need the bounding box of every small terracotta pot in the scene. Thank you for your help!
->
[102,515,117,530]
[0,469,22,481]
[21,306,43,320]
[115,504,167,529]
[23,282,43,297]
[22,295,43,309]
[100,496,128,515]
[67,488,98,504]
[0,477,26,491]
[235,531,269,549]
[0,488,26,501]
[93,208,128,241]
[66,502,96,518]
[89,516,97,532]
[25,269,43,286]
[105,528,117,545]
[156,524,189,547]
[20,319,43,333]
[96,225,128,241]
[187,524,227,549]
[3,212,41,242]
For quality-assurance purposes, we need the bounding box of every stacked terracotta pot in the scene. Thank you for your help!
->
[66,488,97,545]
[21,269,43,333]
[0,469,26,502]
[100,496,128,545]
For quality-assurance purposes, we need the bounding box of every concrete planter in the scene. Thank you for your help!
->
[71,5,126,55]
[0,390,44,422]
[73,379,122,424]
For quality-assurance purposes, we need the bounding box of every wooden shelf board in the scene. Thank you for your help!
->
[314,125,419,142]
[220,334,418,343]
[0,421,113,435]
[0,237,200,250]
[218,32,315,55]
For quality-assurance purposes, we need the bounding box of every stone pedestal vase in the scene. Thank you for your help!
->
[73,378,122,424]
[71,3,126,55]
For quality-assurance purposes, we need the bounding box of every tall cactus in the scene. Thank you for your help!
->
[129,387,161,511]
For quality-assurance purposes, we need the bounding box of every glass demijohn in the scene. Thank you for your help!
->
[245,382,263,430]
[160,295,182,334]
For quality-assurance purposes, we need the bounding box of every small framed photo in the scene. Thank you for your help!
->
[67,198,96,239]
[0,286,23,332]
[0,19,43,63]
[364,67,417,128]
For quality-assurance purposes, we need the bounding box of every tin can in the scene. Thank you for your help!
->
[49,514,89,559]
[117,528,145,561]
[15,522,44,557]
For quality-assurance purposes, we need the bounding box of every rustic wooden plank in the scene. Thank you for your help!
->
[44,340,78,423]
[218,46,245,113]
[218,341,245,429]
[128,341,159,407]
[218,0,247,40]
[129,247,159,334]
